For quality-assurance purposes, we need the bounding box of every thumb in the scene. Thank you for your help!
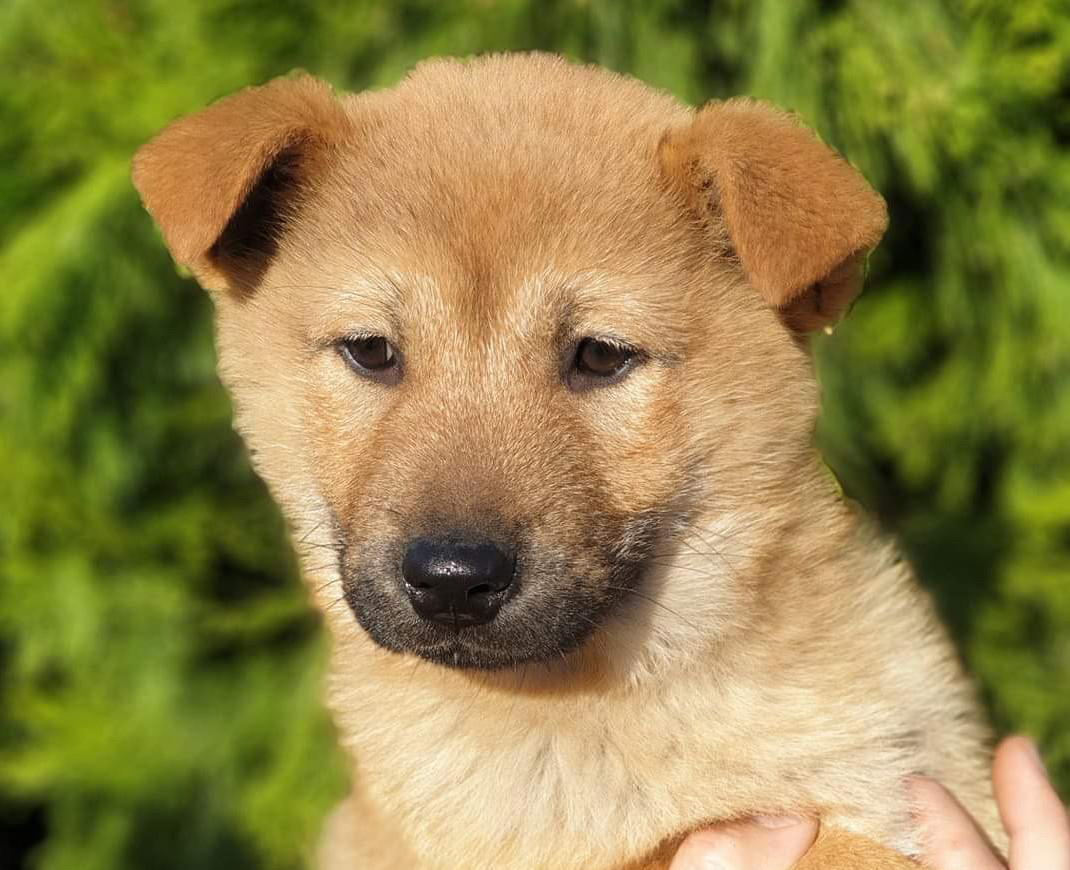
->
[670,816,819,870]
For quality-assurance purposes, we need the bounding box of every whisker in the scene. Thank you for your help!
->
[604,584,705,635]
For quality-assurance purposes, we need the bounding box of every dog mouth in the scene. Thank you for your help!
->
[374,623,568,671]
[340,550,650,671]
[333,507,662,670]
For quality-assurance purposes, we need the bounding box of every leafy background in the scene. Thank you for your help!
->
[1,1,1067,868]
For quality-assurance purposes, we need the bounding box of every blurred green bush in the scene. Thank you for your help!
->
[1,1,1067,868]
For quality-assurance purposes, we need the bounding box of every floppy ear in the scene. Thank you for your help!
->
[132,74,353,296]
[659,99,887,332]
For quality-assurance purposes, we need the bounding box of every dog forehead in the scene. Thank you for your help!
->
[345,64,684,234]
[293,59,699,329]
[355,53,691,175]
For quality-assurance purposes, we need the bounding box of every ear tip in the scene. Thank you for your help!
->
[258,71,336,105]
[129,143,154,200]
[693,96,803,134]
[130,137,220,267]
[858,186,890,250]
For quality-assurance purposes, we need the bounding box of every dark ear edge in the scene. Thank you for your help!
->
[777,249,870,333]
[205,142,307,299]
[659,99,887,333]
[131,75,352,297]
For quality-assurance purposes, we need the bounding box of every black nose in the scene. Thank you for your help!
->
[401,537,515,628]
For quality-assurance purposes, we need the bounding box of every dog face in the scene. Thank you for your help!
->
[133,55,886,672]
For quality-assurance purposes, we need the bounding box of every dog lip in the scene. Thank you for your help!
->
[404,637,532,671]
[340,539,651,671]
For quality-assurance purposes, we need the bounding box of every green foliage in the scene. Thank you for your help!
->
[1,1,1067,867]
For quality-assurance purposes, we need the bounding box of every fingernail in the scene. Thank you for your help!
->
[752,814,807,829]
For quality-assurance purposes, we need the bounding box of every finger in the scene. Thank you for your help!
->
[993,736,1070,870]
[670,817,818,870]
[910,776,1004,870]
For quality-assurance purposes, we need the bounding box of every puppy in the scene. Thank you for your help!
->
[133,53,1002,869]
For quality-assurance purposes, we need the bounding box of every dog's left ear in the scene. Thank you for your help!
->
[659,99,887,332]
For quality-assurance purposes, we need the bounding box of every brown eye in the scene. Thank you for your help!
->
[571,338,636,381]
[338,336,398,377]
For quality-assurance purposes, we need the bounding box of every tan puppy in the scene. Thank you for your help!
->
[133,53,1002,869]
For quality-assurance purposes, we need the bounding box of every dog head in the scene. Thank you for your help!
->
[133,55,885,673]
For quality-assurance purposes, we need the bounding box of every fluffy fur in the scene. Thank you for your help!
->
[133,53,1001,868]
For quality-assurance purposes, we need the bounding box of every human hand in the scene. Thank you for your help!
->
[911,735,1069,870]
[669,736,1069,870]
[669,814,818,870]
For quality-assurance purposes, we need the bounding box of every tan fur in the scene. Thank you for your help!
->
[795,827,922,870]
[133,53,1002,869]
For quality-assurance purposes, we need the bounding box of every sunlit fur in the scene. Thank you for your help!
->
[133,53,1002,869]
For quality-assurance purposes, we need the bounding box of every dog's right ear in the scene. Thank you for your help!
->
[132,75,353,297]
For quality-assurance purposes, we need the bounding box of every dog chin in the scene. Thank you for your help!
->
[362,615,598,671]
[343,587,599,671]
[405,639,535,671]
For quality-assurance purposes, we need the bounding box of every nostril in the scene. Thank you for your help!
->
[401,536,516,627]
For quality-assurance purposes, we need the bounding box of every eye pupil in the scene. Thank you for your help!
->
[340,336,396,373]
[575,338,630,377]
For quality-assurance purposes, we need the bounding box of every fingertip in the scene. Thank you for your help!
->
[669,829,734,870]
[908,776,1003,870]
[993,734,1070,869]
[994,735,1046,788]
[908,775,958,822]
[993,734,1054,835]
[670,818,818,870]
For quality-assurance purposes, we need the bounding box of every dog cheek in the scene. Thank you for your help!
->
[587,393,691,521]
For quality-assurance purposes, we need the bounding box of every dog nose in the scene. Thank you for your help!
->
[402,537,515,627]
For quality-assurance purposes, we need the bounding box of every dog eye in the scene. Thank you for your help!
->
[338,336,398,378]
[570,338,636,383]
